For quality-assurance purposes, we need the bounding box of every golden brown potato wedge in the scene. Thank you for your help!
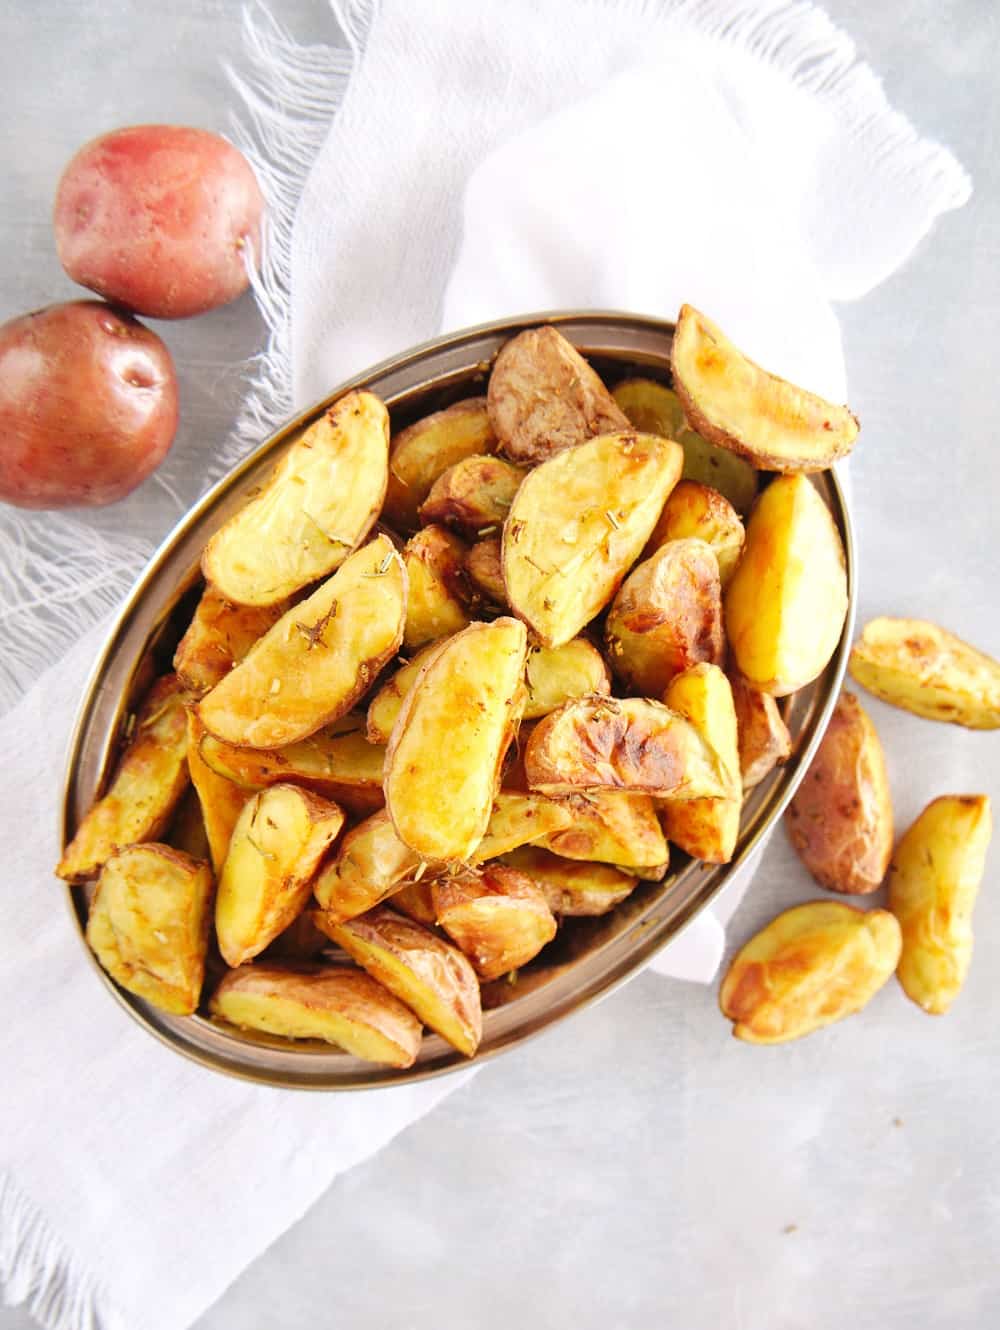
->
[612,377,758,515]
[173,586,289,696]
[198,535,406,749]
[661,664,741,864]
[888,794,992,1014]
[471,791,575,862]
[418,454,526,538]
[643,479,745,585]
[402,525,472,649]
[488,325,629,465]
[502,846,639,916]
[725,475,848,696]
[202,390,389,606]
[537,789,668,872]
[525,696,728,799]
[464,537,508,606]
[185,711,249,873]
[215,783,344,967]
[313,809,420,925]
[86,843,213,1015]
[849,617,1000,729]
[730,673,792,792]
[57,675,190,882]
[167,787,212,863]
[605,538,724,696]
[384,397,497,531]
[265,911,330,961]
[321,906,482,1057]
[210,963,421,1066]
[366,641,443,745]
[786,692,893,894]
[502,431,683,648]
[385,618,528,860]
[431,865,557,979]
[671,304,859,472]
[389,880,438,926]
[524,638,611,720]
[719,902,901,1044]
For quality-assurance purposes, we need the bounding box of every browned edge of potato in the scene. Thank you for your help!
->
[431,865,557,980]
[402,524,472,649]
[503,846,638,917]
[730,673,792,792]
[643,479,745,585]
[384,396,496,531]
[174,586,289,695]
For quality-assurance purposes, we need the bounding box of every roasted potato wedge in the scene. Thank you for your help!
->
[167,787,212,863]
[849,617,1000,729]
[719,902,901,1044]
[431,865,557,980]
[888,794,992,1014]
[186,710,249,872]
[385,618,528,860]
[384,396,497,531]
[389,880,438,926]
[58,674,190,882]
[464,537,507,606]
[86,843,213,1015]
[502,846,639,916]
[606,538,724,695]
[402,525,472,649]
[612,377,758,515]
[418,454,526,538]
[198,535,406,748]
[487,325,629,464]
[321,906,482,1057]
[786,692,893,894]
[661,664,741,864]
[525,696,728,799]
[671,304,860,472]
[366,641,443,745]
[215,783,344,967]
[202,390,389,606]
[210,963,421,1066]
[730,673,792,791]
[471,791,574,862]
[725,475,848,696]
[643,479,745,585]
[524,638,611,720]
[538,789,668,872]
[312,809,420,925]
[502,431,683,648]
[173,586,289,696]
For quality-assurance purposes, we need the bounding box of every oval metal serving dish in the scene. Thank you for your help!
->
[61,311,856,1090]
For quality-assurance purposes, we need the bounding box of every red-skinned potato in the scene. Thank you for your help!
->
[0,302,178,509]
[54,125,264,319]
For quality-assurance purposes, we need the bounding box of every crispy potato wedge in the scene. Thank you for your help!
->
[524,638,611,720]
[198,535,406,749]
[661,664,741,864]
[888,794,992,1014]
[210,963,421,1066]
[57,675,190,882]
[606,538,724,695]
[502,431,683,648]
[419,454,526,538]
[849,617,1000,729]
[612,377,758,515]
[786,692,893,894]
[471,791,575,862]
[402,525,472,649]
[168,787,212,863]
[384,397,497,531]
[431,865,557,979]
[525,696,728,799]
[502,846,639,916]
[389,880,438,926]
[86,843,213,1015]
[173,586,289,696]
[488,325,629,465]
[643,480,745,585]
[215,783,344,967]
[465,537,507,606]
[671,305,859,472]
[366,641,443,745]
[202,391,389,606]
[185,710,249,873]
[720,902,901,1044]
[265,911,330,961]
[538,789,668,872]
[730,673,792,792]
[312,809,420,924]
[385,618,528,860]
[725,475,848,696]
[321,906,482,1057]
[199,714,385,817]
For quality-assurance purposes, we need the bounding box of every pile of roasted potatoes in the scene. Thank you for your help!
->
[57,304,997,1063]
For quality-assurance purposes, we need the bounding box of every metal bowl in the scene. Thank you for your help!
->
[61,311,856,1090]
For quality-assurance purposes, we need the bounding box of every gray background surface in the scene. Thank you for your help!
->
[3,2,999,1327]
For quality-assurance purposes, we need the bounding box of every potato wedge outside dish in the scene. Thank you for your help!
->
[383,396,497,531]
[661,664,740,864]
[502,846,639,916]
[431,865,557,980]
[174,586,289,695]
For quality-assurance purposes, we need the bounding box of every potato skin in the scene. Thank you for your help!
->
[643,480,745,585]
[502,846,638,916]
[786,692,893,894]
[888,794,992,1014]
[418,454,526,538]
[312,809,419,925]
[54,125,263,319]
[465,538,507,606]
[384,397,497,531]
[431,865,557,979]
[0,301,178,509]
[730,673,791,791]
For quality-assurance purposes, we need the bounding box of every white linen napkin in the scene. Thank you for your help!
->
[1,3,970,1329]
